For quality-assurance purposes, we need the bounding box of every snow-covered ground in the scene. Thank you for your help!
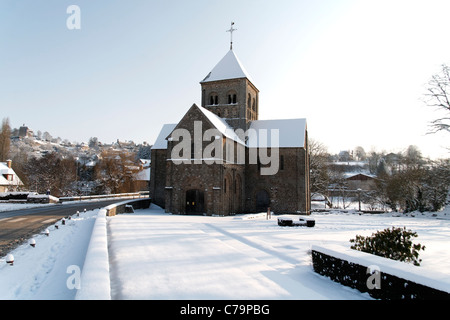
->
[0,208,98,299]
[1,203,449,300]
[0,202,56,212]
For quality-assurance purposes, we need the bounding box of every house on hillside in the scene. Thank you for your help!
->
[135,159,150,191]
[345,173,376,191]
[0,160,24,192]
[18,124,34,139]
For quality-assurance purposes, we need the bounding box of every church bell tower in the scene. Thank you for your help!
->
[200,23,259,132]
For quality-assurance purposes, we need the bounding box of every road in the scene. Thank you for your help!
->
[0,199,130,257]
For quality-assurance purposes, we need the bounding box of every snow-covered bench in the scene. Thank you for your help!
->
[277,215,315,227]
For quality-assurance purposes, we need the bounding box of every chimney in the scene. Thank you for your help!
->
[6,159,12,168]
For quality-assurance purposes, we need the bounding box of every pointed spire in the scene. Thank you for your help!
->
[200,49,254,85]
[226,22,237,50]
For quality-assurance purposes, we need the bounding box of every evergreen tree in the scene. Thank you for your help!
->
[375,158,389,177]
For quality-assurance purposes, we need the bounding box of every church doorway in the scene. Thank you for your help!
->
[255,190,270,212]
[185,189,205,214]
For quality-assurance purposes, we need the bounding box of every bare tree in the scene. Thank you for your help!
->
[354,146,366,161]
[0,118,11,162]
[42,131,52,141]
[88,137,99,150]
[327,168,350,209]
[94,150,138,194]
[308,138,330,197]
[424,64,450,134]
[25,152,77,196]
[404,145,424,169]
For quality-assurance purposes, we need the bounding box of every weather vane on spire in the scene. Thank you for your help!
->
[226,22,237,50]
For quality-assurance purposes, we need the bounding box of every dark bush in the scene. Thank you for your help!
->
[350,227,425,266]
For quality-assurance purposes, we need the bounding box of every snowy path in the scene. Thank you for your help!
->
[107,207,372,300]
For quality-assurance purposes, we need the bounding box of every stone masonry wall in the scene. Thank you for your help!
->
[245,147,310,214]
[150,148,167,208]
[201,78,259,132]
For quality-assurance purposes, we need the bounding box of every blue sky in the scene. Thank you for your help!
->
[1,0,449,159]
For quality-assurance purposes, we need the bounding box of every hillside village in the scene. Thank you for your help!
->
[3,124,151,197]
[10,124,151,160]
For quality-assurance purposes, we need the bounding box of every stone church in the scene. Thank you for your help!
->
[150,47,310,215]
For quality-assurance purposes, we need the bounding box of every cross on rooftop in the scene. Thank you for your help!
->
[226,22,237,50]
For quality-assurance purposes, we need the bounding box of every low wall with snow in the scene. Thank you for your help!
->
[104,198,151,216]
[59,191,149,203]
[311,245,450,300]
[75,198,152,300]
[75,208,111,300]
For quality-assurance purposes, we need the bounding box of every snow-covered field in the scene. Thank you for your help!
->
[1,203,449,300]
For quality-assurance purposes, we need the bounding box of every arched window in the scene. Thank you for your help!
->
[252,98,256,111]
[248,94,251,107]
[227,91,237,104]
[210,93,219,105]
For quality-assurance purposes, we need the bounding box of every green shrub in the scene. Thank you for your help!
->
[350,227,426,266]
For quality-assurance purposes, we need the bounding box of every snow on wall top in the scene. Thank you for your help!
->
[247,118,307,148]
[312,244,450,294]
[201,50,255,85]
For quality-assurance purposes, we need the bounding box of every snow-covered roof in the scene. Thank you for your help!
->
[152,116,307,150]
[151,124,177,150]
[135,168,150,181]
[247,119,307,148]
[345,172,376,179]
[201,50,255,86]
[196,105,245,146]
[0,162,14,176]
[0,162,24,187]
[153,105,246,150]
